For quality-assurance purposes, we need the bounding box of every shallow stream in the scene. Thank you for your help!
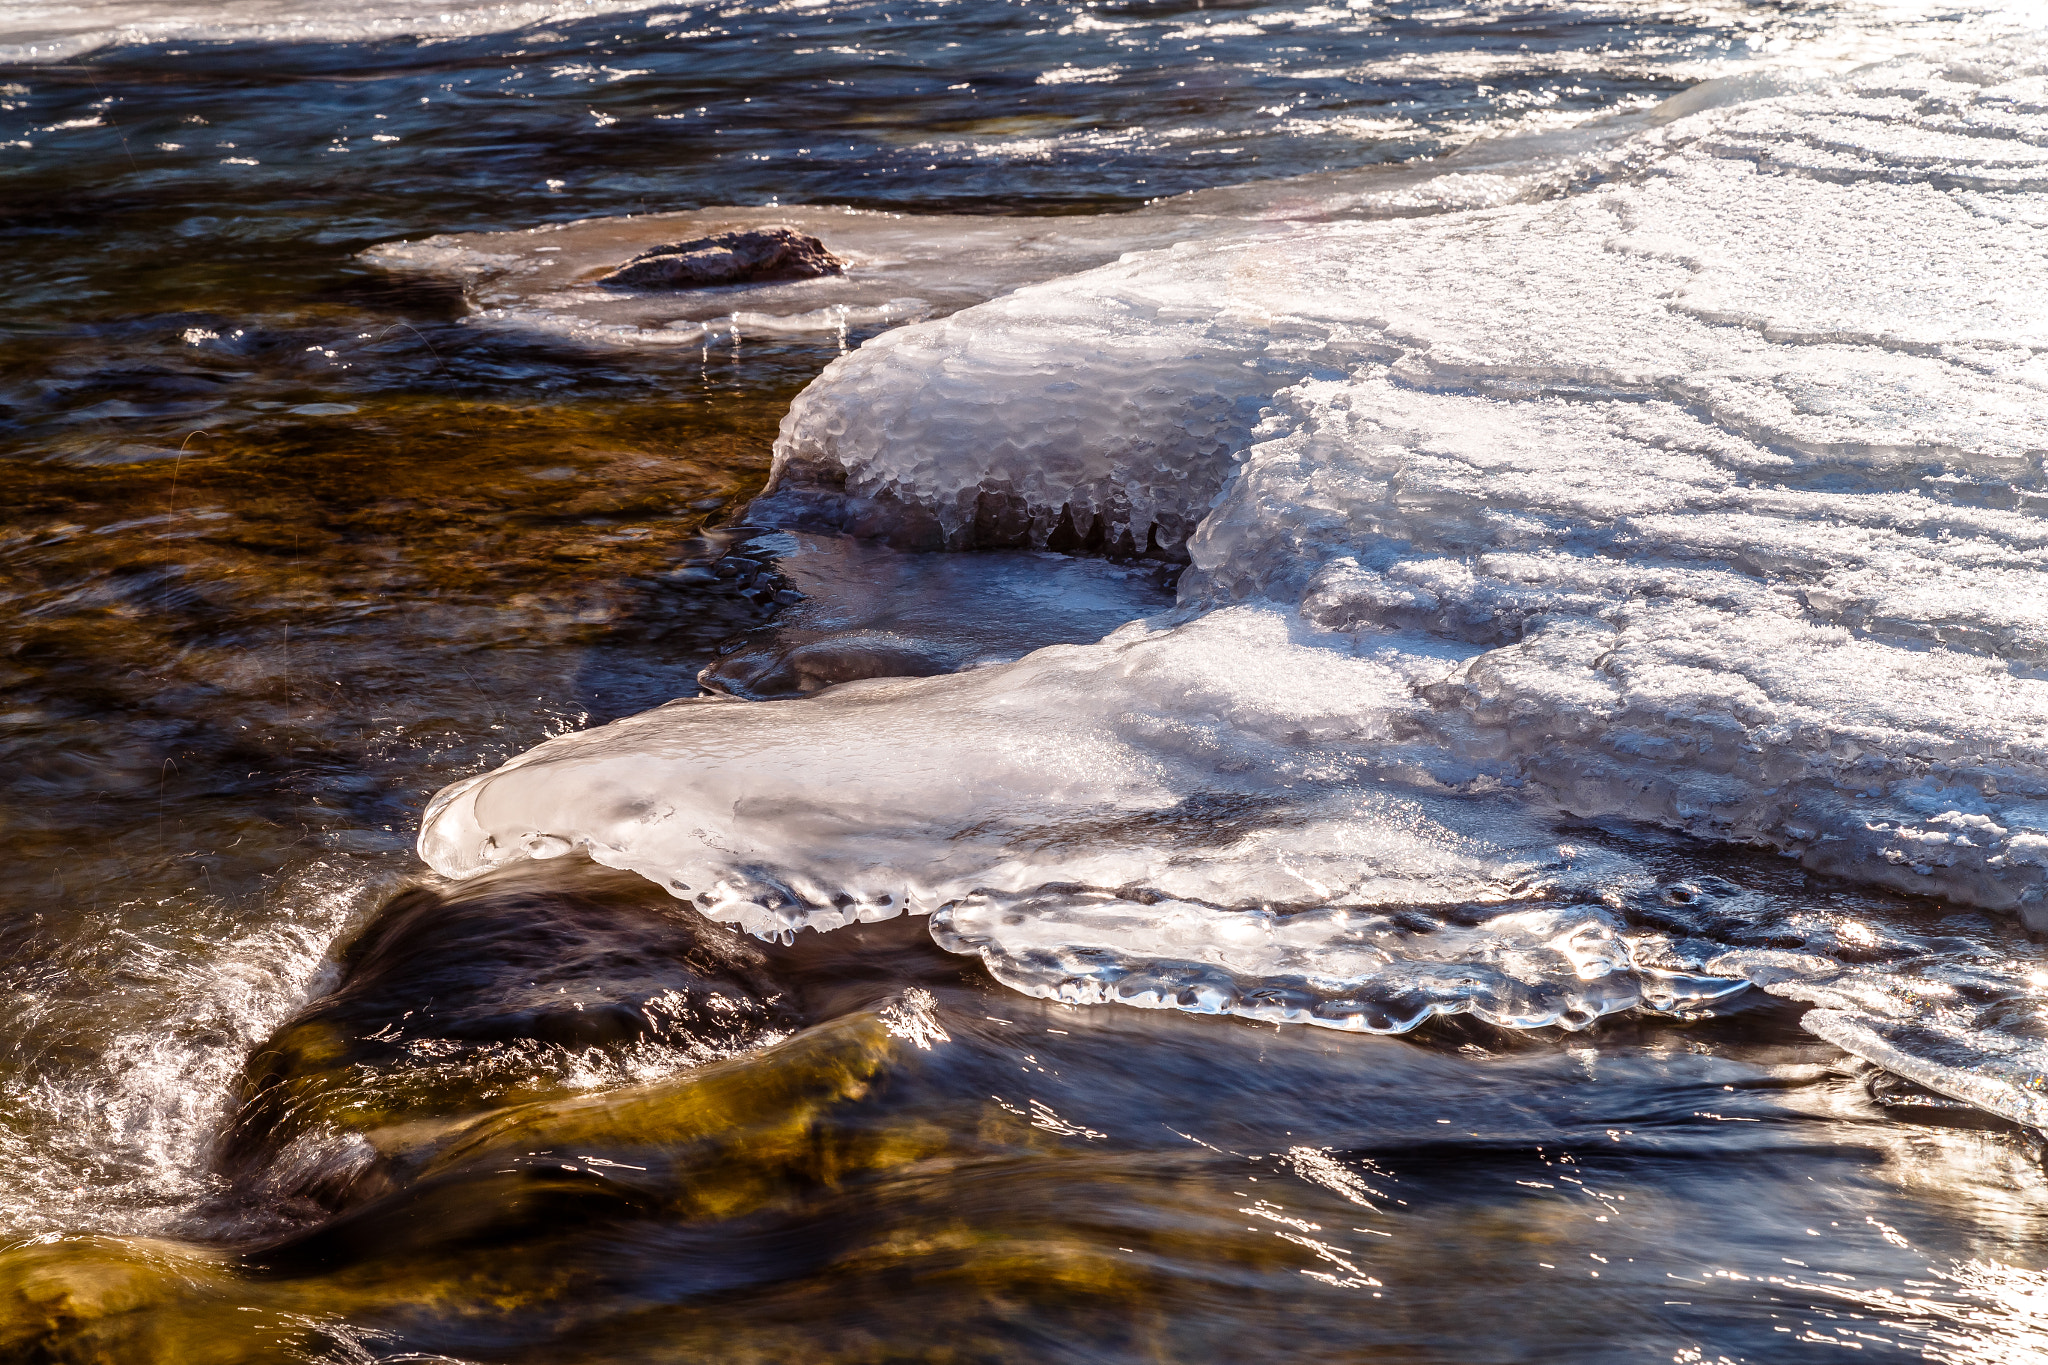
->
[4,2,2048,1360]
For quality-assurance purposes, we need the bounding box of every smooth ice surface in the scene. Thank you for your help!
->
[422,45,2048,1124]
[423,607,1494,930]
[697,531,1173,699]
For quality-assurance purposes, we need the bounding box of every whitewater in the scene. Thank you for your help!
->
[401,41,2048,1128]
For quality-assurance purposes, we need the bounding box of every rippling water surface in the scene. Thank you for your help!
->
[5,2,2048,1361]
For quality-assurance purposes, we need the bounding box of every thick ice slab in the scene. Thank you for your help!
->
[759,48,2048,913]
[421,608,1497,933]
[421,47,2048,1123]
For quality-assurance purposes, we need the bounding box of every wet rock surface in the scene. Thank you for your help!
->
[596,227,846,291]
[215,861,811,1218]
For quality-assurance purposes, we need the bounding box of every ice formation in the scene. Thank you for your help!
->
[421,47,2048,1123]
[364,204,1268,351]
[696,532,1172,699]
[360,117,1730,357]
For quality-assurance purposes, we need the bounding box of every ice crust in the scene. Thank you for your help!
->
[420,49,2048,1123]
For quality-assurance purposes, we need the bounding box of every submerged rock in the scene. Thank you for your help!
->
[217,860,807,1217]
[595,226,845,290]
[0,1010,943,1364]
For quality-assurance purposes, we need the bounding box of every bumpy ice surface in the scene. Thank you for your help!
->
[422,48,2048,1125]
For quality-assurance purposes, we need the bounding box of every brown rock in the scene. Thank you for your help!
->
[595,225,846,290]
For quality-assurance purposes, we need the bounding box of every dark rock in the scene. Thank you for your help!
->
[595,226,845,290]
[215,860,807,1218]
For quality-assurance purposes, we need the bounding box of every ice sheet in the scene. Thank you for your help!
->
[420,46,2048,1124]
[364,121,1677,359]
[365,203,1274,351]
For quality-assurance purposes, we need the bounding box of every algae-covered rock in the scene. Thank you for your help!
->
[0,1007,966,1363]
[0,1237,252,1365]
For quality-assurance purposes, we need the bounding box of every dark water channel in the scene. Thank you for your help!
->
[2,2,2044,1360]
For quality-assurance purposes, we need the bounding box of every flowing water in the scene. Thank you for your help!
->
[5,1,2048,1361]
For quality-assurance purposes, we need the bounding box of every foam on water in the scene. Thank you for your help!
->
[0,860,390,1238]
[418,41,2048,1126]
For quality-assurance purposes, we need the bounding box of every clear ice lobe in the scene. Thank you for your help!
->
[421,46,2048,1124]
[419,607,1537,937]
